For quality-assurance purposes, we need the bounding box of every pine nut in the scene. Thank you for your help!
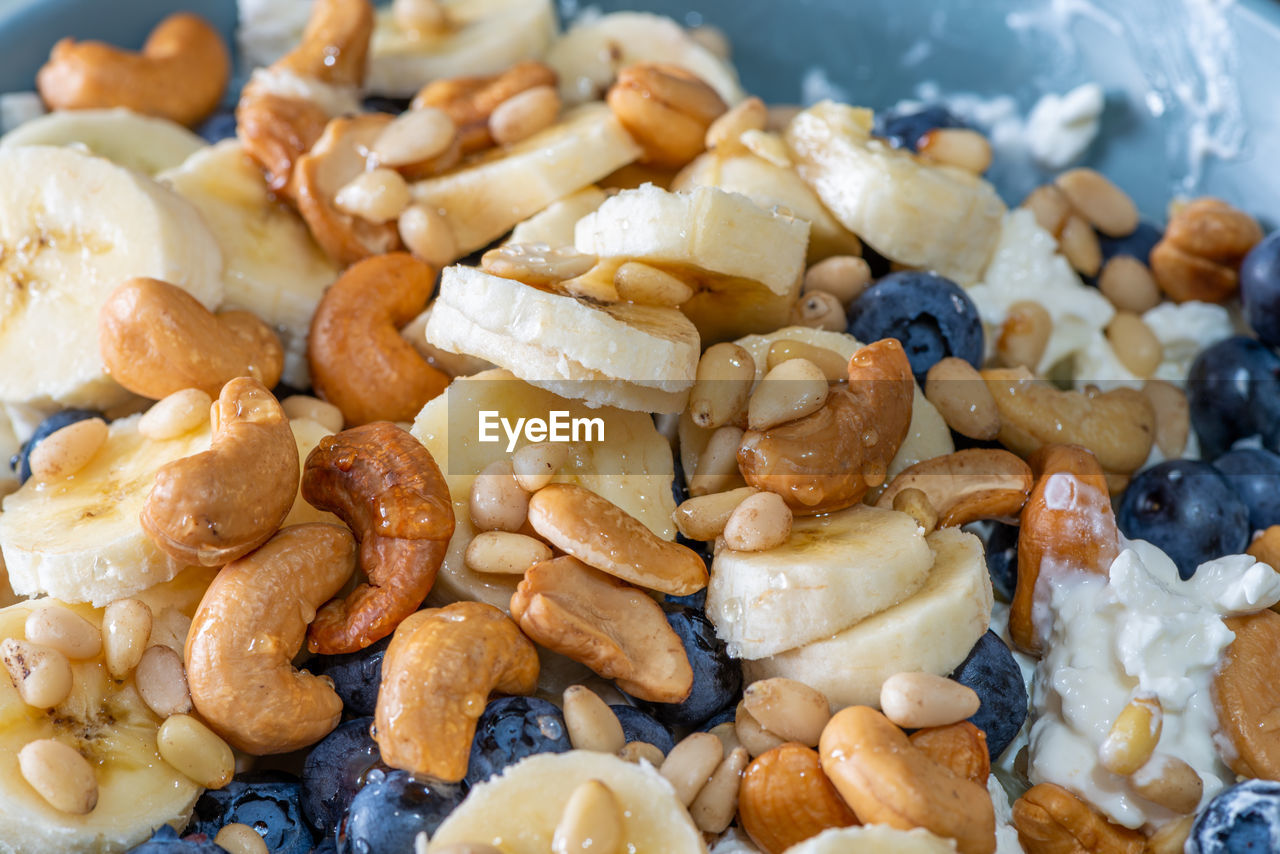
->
[214,823,269,854]
[1,638,72,708]
[892,487,938,534]
[335,168,411,224]
[748,358,828,430]
[562,685,625,753]
[689,343,756,429]
[1143,380,1190,459]
[707,721,742,757]
[552,779,623,854]
[1099,256,1161,313]
[24,604,101,660]
[1146,814,1195,854]
[1099,693,1162,776]
[399,204,458,267]
[1132,754,1203,814]
[690,746,749,833]
[1055,168,1140,238]
[392,0,449,33]
[103,598,153,678]
[660,732,724,806]
[735,700,785,757]
[996,300,1052,371]
[742,678,831,746]
[1022,184,1072,236]
[136,645,193,718]
[139,389,212,439]
[481,243,597,286]
[464,531,552,575]
[918,127,992,174]
[1106,312,1163,379]
[469,460,529,532]
[688,24,731,59]
[802,255,872,306]
[673,486,759,540]
[879,672,981,729]
[490,85,561,147]
[149,607,192,655]
[765,339,848,382]
[371,107,456,167]
[688,425,746,496]
[613,261,695,307]
[705,96,767,152]
[924,357,1000,441]
[789,290,845,331]
[512,441,569,492]
[28,417,108,481]
[18,739,97,814]
[157,713,235,789]
[281,395,344,434]
[1060,213,1103,276]
[722,491,792,552]
[740,129,791,168]
[619,740,666,765]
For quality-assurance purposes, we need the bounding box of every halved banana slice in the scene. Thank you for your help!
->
[0,108,206,176]
[507,186,607,248]
[784,825,959,853]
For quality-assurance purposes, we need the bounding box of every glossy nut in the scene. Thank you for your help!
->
[660,732,724,806]
[103,598,153,678]
[736,700,786,758]
[742,678,831,747]
[1059,213,1102,276]
[706,96,767,152]
[1098,256,1161,313]
[606,63,727,168]
[465,531,552,575]
[470,460,530,532]
[613,262,695,307]
[562,684,626,753]
[1098,694,1161,776]
[18,739,98,814]
[1131,755,1203,815]
[802,256,872,306]
[690,343,756,429]
[1054,168,1139,238]
[1142,380,1191,460]
[738,742,858,854]
[489,85,561,146]
[689,425,748,496]
[996,301,1052,371]
[512,441,570,492]
[908,722,990,785]
[24,604,101,660]
[139,389,213,439]
[27,419,108,482]
[765,340,849,382]
[880,672,981,730]
[748,358,830,431]
[412,60,557,155]
[925,357,1000,441]
[552,779,623,854]
[156,713,235,789]
[1011,783,1144,854]
[674,487,759,541]
[1213,609,1280,779]
[1,639,73,708]
[136,644,193,718]
[1151,198,1263,303]
[722,492,793,552]
[690,746,750,833]
[875,449,1033,529]
[1021,184,1072,237]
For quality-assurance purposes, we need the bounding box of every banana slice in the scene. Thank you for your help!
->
[410,104,641,259]
[0,108,207,176]
[160,141,340,388]
[426,266,699,413]
[708,504,933,659]
[410,369,677,612]
[742,527,993,711]
[507,186,607,248]
[367,0,559,97]
[784,826,959,853]
[428,750,706,852]
[0,146,223,411]
[546,11,743,106]
[785,102,1006,285]
[0,573,215,854]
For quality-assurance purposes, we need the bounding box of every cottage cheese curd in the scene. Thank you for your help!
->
[1073,300,1235,390]
[1026,83,1105,170]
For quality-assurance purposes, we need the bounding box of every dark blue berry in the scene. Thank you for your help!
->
[948,631,1027,760]
[1242,232,1280,348]
[629,604,741,728]
[308,637,389,717]
[465,696,571,786]
[126,825,226,853]
[697,706,737,731]
[13,408,104,483]
[309,839,338,854]
[339,769,465,853]
[302,718,381,838]
[1097,221,1163,267]
[361,95,412,115]
[846,271,984,384]
[610,705,675,754]
[875,105,969,151]
[976,521,1018,603]
[195,108,237,144]
[189,775,314,854]
[1214,447,1280,532]
[1117,460,1250,579]
[1189,778,1280,853]
[1187,337,1280,460]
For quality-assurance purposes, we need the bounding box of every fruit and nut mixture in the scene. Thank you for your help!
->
[0,0,1278,852]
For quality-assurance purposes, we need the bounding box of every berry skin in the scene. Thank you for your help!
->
[1189,778,1280,854]
[301,717,381,838]
[188,773,314,854]
[339,768,465,853]
[125,825,225,853]
[948,631,1027,760]
[875,105,969,151]
[629,604,741,728]
[1213,447,1280,533]
[1241,231,1280,348]
[465,696,571,787]
[610,704,675,755]
[1187,336,1280,460]
[308,636,389,717]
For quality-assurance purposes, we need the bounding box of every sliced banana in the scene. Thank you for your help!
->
[0,108,207,176]
[428,750,707,853]
[742,527,993,711]
[707,504,934,659]
[783,825,959,854]
[410,368,677,612]
[0,146,223,411]
[507,185,607,248]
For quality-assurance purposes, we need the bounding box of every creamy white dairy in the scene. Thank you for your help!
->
[1028,539,1280,829]
[1073,300,1234,391]
[1026,83,1104,170]
[988,774,1026,854]
[710,827,762,853]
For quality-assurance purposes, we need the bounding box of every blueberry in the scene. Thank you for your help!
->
[126,826,226,853]
[339,769,465,853]
[629,604,741,728]
[310,839,338,854]
[465,696,571,786]
[875,105,969,151]
[1214,447,1280,532]
[195,108,237,144]
[189,775,314,854]
[361,95,412,115]
[1097,221,1163,267]
[308,637,389,716]
[1117,460,1250,579]
[948,631,1027,760]
[976,521,1018,603]
[1242,232,1280,348]
[12,408,104,483]
[302,718,381,838]
[1189,778,1280,853]
[1187,337,1280,460]
[610,705,675,754]
[846,271,984,384]
[697,706,737,731]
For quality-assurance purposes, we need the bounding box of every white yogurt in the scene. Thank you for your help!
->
[1026,83,1105,170]
[1073,300,1234,391]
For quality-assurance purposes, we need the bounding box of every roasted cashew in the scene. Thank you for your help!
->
[142,377,300,567]
[36,13,230,127]
[412,61,558,155]
[374,602,539,782]
[99,277,284,400]
[875,449,1033,527]
[276,0,374,86]
[308,253,449,425]
[185,524,357,754]
[301,421,455,654]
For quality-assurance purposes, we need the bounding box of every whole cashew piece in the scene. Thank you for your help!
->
[301,422,455,654]
[276,0,374,86]
[142,377,300,567]
[186,524,357,755]
[37,13,230,127]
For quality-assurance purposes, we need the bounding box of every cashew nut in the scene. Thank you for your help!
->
[185,524,357,754]
[36,13,230,127]
[374,601,539,782]
[277,0,374,86]
[301,421,455,654]
[308,253,450,425]
[142,377,300,567]
[412,60,558,155]
[99,277,284,400]
[875,449,1033,528]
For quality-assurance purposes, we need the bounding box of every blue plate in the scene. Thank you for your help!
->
[0,0,1277,223]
